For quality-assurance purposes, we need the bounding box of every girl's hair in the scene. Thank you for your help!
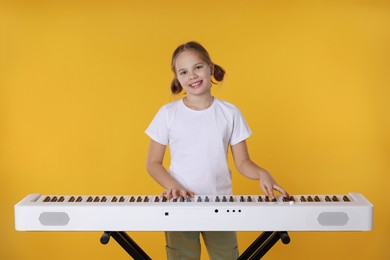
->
[170,41,225,95]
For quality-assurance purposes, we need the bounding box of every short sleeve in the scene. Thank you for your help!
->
[230,108,252,145]
[145,106,169,145]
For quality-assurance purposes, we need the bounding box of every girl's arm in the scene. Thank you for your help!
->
[146,139,194,199]
[231,140,288,199]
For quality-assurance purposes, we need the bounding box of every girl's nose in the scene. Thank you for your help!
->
[189,72,198,80]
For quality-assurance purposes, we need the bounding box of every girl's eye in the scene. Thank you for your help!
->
[179,71,187,75]
[195,65,203,70]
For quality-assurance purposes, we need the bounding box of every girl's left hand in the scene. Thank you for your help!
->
[259,171,289,199]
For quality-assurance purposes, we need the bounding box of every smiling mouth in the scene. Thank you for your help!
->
[189,80,203,88]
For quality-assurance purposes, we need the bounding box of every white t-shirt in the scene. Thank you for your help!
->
[145,98,252,195]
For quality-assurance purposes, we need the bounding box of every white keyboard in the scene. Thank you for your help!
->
[14,193,373,232]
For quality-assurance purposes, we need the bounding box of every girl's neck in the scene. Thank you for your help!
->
[183,95,214,111]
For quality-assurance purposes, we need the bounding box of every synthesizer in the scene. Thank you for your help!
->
[14,193,373,232]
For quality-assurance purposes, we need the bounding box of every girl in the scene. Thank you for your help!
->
[145,41,288,260]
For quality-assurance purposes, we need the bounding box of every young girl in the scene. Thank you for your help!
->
[145,41,288,260]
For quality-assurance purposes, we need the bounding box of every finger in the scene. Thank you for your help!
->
[267,187,275,199]
[260,183,269,197]
[172,189,179,199]
[274,185,289,198]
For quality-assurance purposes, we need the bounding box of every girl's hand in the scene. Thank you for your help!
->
[161,188,195,200]
[259,171,289,199]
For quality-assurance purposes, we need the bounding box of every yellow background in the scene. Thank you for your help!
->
[1,0,389,259]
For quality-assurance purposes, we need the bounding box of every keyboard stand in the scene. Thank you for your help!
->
[100,231,151,260]
[101,231,290,260]
[237,231,290,259]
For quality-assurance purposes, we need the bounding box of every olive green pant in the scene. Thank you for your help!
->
[165,231,239,260]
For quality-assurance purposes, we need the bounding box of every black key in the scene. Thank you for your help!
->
[93,196,100,202]
[300,196,306,202]
[87,196,93,202]
[343,195,350,202]
[68,196,75,202]
[314,196,320,202]
[325,196,331,202]
[332,196,339,202]
[43,196,51,202]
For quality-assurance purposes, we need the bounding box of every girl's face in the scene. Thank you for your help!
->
[174,50,213,97]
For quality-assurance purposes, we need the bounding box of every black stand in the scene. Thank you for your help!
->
[100,231,151,260]
[101,231,290,260]
[237,231,290,260]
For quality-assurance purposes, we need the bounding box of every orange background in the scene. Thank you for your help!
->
[1,1,389,259]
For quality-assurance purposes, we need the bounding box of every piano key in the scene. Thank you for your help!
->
[111,197,117,202]
[240,196,244,202]
[68,196,75,202]
[43,196,51,202]
[101,196,107,202]
[76,196,82,202]
[300,196,306,202]
[343,195,350,202]
[247,196,252,202]
[332,196,339,202]
[314,196,320,202]
[325,196,331,202]
[87,196,93,202]
[215,196,220,202]
[93,197,100,202]
[257,196,263,202]
[307,196,313,202]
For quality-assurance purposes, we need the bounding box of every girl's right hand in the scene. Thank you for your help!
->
[161,188,195,200]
